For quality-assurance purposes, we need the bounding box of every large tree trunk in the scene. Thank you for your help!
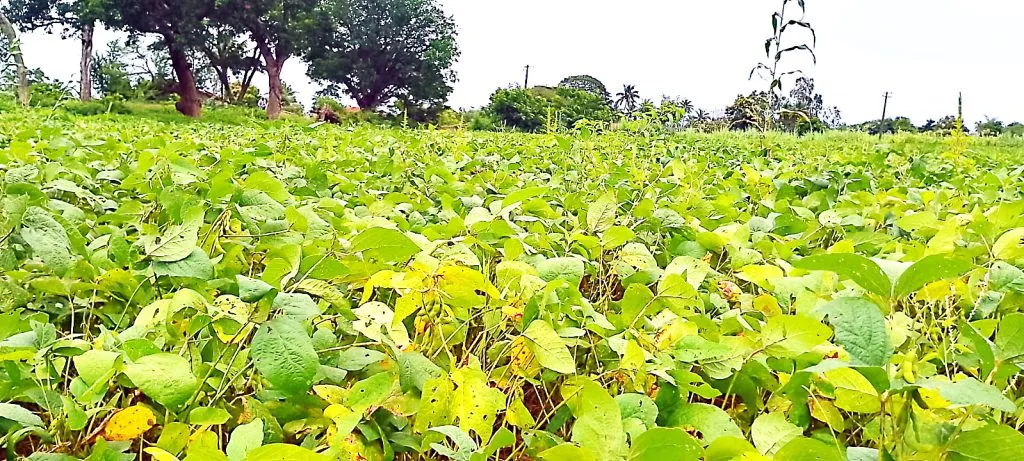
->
[0,12,28,107]
[263,53,287,119]
[80,22,94,101]
[165,36,202,118]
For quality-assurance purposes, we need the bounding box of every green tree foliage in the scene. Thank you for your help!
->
[975,116,1005,137]
[304,0,459,111]
[558,75,610,103]
[918,115,969,135]
[197,25,260,104]
[98,0,215,117]
[89,37,174,100]
[726,91,770,131]
[3,0,102,100]
[482,86,613,132]
[220,0,317,118]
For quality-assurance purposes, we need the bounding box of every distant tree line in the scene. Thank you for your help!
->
[0,0,460,118]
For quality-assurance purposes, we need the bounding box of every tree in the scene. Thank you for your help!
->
[197,25,259,103]
[221,0,317,118]
[919,115,968,135]
[483,86,613,133]
[304,0,459,111]
[778,76,840,133]
[726,91,770,131]
[0,11,27,106]
[99,0,214,117]
[558,75,609,103]
[976,116,1005,137]
[3,0,102,101]
[614,84,639,114]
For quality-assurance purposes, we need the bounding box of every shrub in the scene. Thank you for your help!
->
[61,97,132,116]
[481,86,614,133]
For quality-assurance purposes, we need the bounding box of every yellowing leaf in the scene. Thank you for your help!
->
[824,368,880,413]
[737,265,784,290]
[994,228,1024,261]
[102,405,156,441]
[144,447,181,461]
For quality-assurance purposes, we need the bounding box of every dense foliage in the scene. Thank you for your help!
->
[304,0,459,112]
[2,110,1024,460]
[480,86,614,132]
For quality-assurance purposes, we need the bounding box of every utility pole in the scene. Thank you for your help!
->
[524,65,530,89]
[878,91,892,138]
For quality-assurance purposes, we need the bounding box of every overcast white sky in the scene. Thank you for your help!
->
[15,0,1024,125]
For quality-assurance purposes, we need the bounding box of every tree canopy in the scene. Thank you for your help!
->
[304,0,459,110]
[558,75,610,102]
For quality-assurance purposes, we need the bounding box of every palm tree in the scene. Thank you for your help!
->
[614,84,640,114]
[693,109,711,122]
[679,99,695,115]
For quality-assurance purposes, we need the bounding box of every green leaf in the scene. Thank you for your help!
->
[0,402,44,427]
[949,424,1024,461]
[337,347,386,371]
[397,351,443,392]
[189,407,231,425]
[996,313,1024,364]
[847,447,881,461]
[345,372,395,412]
[237,275,275,302]
[251,318,319,396]
[774,438,844,461]
[893,254,973,297]
[522,320,576,374]
[793,253,891,297]
[20,206,75,275]
[226,419,264,461]
[958,320,996,379]
[272,293,320,321]
[561,376,627,461]
[818,297,892,366]
[154,248,214,279]
[661,403,743,444]
[918,377,1015,412]
[73,349,122,386]
[243,444,331,461]
[123,353,197,410]
[751,412,802,455]
[761,315,832,358]
[536,257,585,285]
[349,227,420,262]
[588,192,618,233]
[627,427,703,461]
[145,216,201,262]
[602,226,635,248]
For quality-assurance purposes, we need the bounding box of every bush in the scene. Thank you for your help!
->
[481,86,614,133]
[61,97,132,116]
